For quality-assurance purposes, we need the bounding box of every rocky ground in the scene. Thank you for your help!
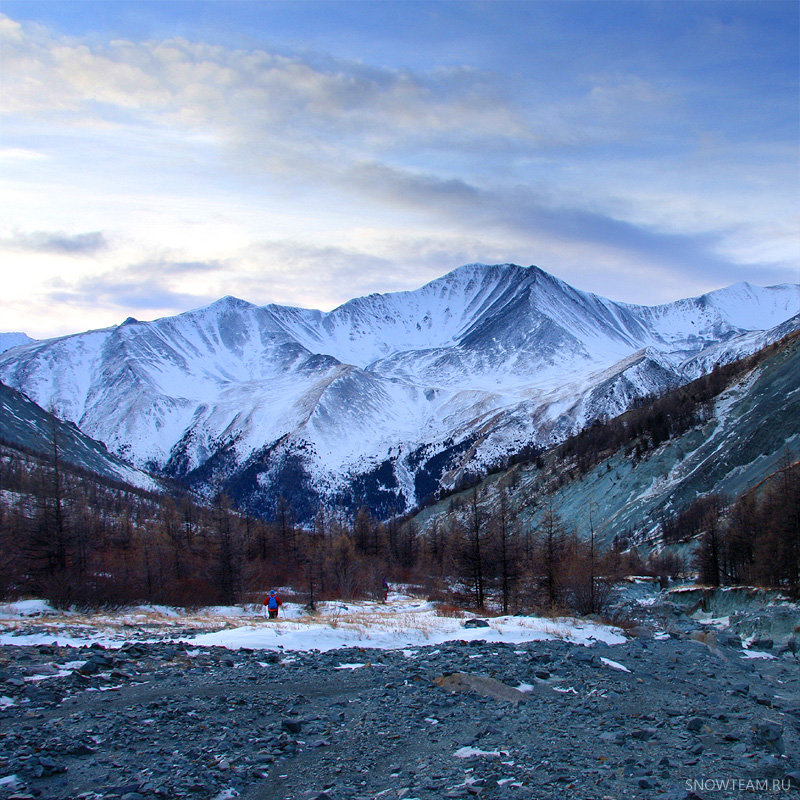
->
[0,618,799,800]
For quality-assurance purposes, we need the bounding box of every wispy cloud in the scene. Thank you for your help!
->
[0,147,48,161]
[342,162,765,287]
[1,230,108,256]
[0,16,529,156]
[43,258,225,312]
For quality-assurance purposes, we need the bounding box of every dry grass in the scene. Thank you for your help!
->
[541,623,570,640]
[0,605,256,641]
[433,603,467,618]
[249,601,447,643]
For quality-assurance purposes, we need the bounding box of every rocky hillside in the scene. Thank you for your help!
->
[0,380,160,492]
[412,327,800,549]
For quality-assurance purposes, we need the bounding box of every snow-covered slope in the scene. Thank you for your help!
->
[0,380,160,491]
[0,332,35,355]
[0,264,797,519]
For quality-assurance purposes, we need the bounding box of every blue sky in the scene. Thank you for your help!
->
[0,0,797,337]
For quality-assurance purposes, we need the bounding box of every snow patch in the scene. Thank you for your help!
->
[0,596,627,652]
[454,746,508,759]
[0,599,56,618]
[600,657,632,673]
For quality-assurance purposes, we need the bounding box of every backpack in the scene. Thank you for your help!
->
[268,595,278,610]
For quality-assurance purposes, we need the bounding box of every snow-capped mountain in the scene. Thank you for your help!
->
[0,264,797,519]
[412,325,800,550]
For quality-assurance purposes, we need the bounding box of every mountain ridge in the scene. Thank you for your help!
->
[0,379,161,492]
[1,263,797,519]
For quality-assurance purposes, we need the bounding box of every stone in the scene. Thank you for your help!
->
[716,631,742,648]
[751,721,784,754]
[778,638,799,658]
[569,650,595,665]
[755,754,785,778]
[462,619,490,629]
[433,672,528,704]
[282,718,303,734]
[26,663,59,676]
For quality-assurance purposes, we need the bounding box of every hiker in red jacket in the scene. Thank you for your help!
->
[264,590,281,619]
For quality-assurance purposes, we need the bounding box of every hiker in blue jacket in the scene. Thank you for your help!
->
[264,590,281,619]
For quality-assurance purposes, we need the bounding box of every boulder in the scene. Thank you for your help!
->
[434,672,528,705]
[751,721,784,754]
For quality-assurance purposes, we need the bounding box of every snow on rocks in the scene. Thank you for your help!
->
[453,746,509,759]
[599,656,632,673]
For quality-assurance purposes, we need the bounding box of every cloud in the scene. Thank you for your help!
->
[1,230,108,255]
[0,147,48,162]
[342,162,764,288]
[44,258,225,312]
[0,6,796,336]
[0,15,530,158]
[238,239,447,308]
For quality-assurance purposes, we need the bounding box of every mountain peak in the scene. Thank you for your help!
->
[211,295,254,309]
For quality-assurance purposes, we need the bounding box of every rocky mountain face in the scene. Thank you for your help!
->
[0,264,797,520]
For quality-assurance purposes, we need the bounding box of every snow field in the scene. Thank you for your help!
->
[0,593,626,651]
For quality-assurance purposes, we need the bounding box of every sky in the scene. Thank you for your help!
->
[0,0,798,338]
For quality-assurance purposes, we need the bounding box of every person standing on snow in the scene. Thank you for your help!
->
[264,590,281,619]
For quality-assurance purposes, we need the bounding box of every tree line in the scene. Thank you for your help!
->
[0,433,648,614]
[689,459,800,596]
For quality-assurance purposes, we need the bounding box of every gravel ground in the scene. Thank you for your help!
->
[1,629,799,800]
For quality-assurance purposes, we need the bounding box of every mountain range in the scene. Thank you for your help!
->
[0,263,797,520]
